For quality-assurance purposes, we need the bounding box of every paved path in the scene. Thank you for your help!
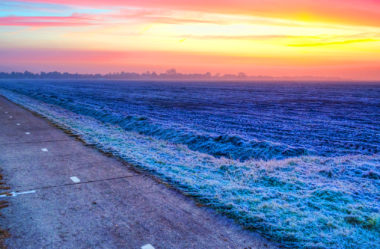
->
[0,96,277,249]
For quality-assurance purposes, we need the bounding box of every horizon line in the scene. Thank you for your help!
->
[0,70,360,82]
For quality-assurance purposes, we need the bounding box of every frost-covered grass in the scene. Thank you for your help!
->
[1,89,379,249]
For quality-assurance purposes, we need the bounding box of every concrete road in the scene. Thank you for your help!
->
[0,96,277,249]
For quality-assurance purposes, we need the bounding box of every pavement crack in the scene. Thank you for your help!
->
[11,174,140,193]
[0,139,71,146]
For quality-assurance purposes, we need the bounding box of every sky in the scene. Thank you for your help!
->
[0,0,380,80]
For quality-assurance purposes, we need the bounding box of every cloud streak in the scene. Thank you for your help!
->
[0,14,97,27]
[288,38,379,47]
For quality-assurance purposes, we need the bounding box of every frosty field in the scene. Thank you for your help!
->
[0,80,379,248]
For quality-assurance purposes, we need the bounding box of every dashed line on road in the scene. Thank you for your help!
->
[0,190,36,198]
[41,148,48,152]
[70,176,81,183]
[25,132,31,135]
[141,244,155,249]
[16,123,20,126]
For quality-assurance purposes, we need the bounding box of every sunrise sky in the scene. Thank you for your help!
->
[0,0,380,80]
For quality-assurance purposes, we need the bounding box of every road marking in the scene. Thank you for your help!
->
[141,244,155,249]
[25,132,31,135]
[41,148,48,152]
[9,115,12,118]
[0,190,36,198]
[4,111,8,114]
[70,176,81,183]
[16,123,20,126]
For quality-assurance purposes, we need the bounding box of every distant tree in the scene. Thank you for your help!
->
[166,69,177,75]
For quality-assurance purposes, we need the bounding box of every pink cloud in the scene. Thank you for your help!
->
[0,14,97,27]
[0,8,221,28]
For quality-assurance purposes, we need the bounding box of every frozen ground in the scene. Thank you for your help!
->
[0,80,379,248]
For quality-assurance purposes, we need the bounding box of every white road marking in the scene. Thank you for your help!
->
[4,111,8,114]
[0,190,36,198]
[16,123,20,126]
[25,132,31,135]
[141,244,155,249]
[41,148,48,152]
[9,115,12,118]
[70,176,81,183]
